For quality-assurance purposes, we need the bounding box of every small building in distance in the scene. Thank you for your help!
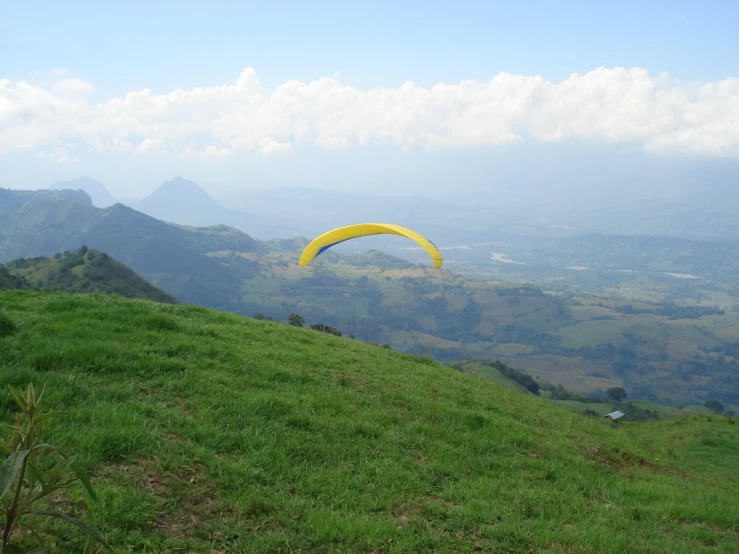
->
[604,410,625,427]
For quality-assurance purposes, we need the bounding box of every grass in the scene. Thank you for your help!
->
[0,290,737,553]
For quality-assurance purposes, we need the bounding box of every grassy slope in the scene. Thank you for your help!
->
[0,290,736,553]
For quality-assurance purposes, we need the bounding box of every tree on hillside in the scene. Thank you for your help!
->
[287,313,305,327]
[253,313,273,321]
[705,400,724,414]
[606,387,627,403]
[310,323,342,337]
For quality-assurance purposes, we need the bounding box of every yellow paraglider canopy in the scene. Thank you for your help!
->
[299,223,444,269]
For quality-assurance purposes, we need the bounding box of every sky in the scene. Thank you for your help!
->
[1,0,738,199]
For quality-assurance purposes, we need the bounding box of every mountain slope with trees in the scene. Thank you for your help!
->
[2,188,738,409]
[2,246,178,303]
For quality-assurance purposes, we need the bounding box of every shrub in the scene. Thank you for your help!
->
[0,383,110,552]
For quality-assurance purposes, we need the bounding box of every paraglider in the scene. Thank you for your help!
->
[299,223,444,269]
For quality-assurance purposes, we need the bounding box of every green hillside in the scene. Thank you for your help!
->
[2,191,739,408]
[3,246,178,303]
[0,290,736,553]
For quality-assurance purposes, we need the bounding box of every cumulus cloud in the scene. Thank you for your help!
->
[181,144,232,159]
[36,146,80,164]
[52,77,95,99]
[1,66,738,159]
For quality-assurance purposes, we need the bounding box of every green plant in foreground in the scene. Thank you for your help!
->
[0,384,110,553]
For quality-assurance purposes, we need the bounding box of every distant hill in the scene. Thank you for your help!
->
[133,176,300,240]
[3,246,178,303]
[50,176,118,208]
[347,249,416,270]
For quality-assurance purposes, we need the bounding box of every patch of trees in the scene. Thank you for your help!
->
[606,387,627,402]
[279,273,383,304]
[491,325,563,351]
[399,277,436,295]
[7,256,49,269]
[539,382,601,403]
[310,323,342,337]
[619,401,660,422]
[0,266,31,291]
[613,302,725,319]
[253,313,273,321]
[708,342,739,358]
[496,286,544,297]
[287,313,305,327]
[705,400,724,414]
[366,305,418,332]
[431,298,483,342]
[668,358,739,406]
[481,359,541,394]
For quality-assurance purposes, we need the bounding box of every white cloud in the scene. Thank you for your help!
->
[1,66,738,159]
[36,147,80,164]
[52,77,94,99]
[181,144,233,159]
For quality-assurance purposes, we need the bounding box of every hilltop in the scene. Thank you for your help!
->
[0,290,736,552]
[0,186,92,210]
[50,177,119,208]
[2,246,178,303]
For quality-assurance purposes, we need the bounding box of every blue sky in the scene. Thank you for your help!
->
[1,1,738,199]
[3,0,737,98]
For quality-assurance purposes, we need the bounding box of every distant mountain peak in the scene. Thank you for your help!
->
[50,177,117,208]
[150,176,214,201]
[164,175,197,186]
[132,176,298,240]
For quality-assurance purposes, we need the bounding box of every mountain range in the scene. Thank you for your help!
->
[47,176,300,240]
[42,172,739,247]
[1,186,738,409]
